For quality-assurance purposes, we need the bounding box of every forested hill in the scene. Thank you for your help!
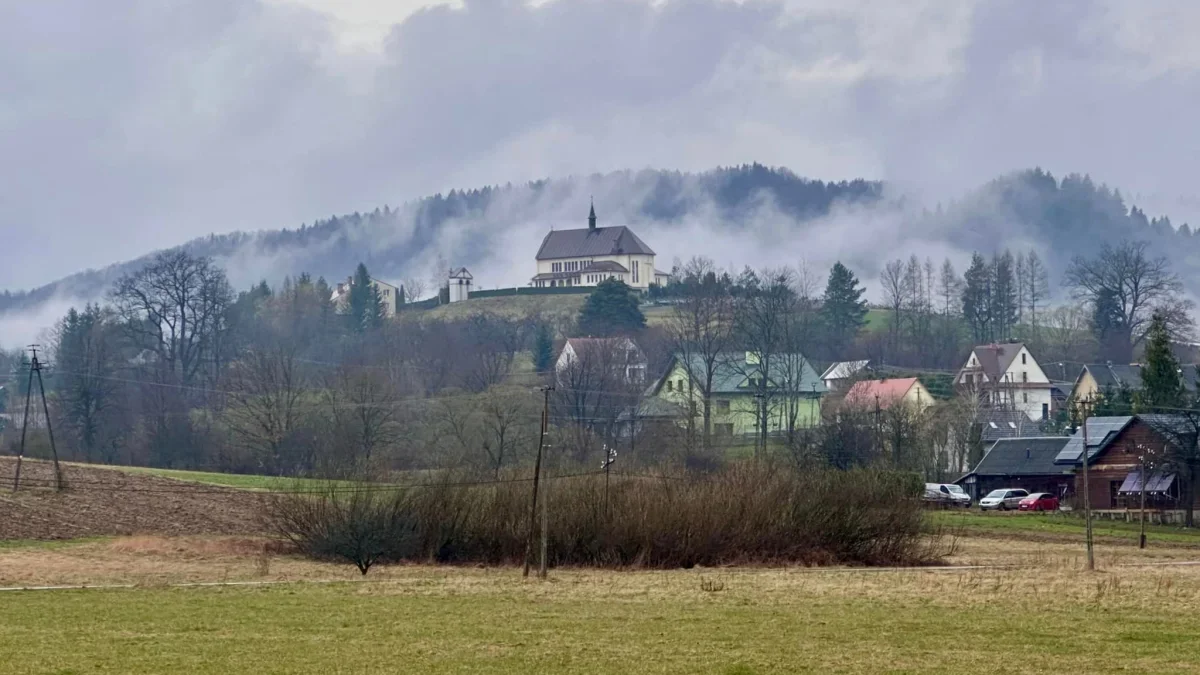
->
[1,165,1197,317]
[0,165,883,313]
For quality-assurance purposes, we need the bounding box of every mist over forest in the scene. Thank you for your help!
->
[0,163,1194,347]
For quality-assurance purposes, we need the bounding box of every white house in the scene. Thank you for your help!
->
[956,342,1054,421]
[531,203,661,291]
[820,360,870,392]
[331,276,401,317]
[555,337,647,386]
[448,267,473,303]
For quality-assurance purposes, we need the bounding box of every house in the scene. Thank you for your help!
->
[531,202,661,290]
[842,378,935,412]
[331,276,401,317]
[956,342,1055,421]
[820,360,870,392]
[555,337,647,386]
[1055,414,1197,511]
[448,267,473,303]
[648,351,826,438]
[975,409,1041,444]
[1070,363,1199,403]
[957,437,1073,502]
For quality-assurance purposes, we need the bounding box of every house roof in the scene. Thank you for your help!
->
[449,267,473,279]
[843,378,922,409]
[658,352,826,396]
[966,343,1026,380]
[1078,363,1199,393]
[821,360,870,382]
[563,337,645,361]
[977,410,1040,443]
[1054,416,1134,465]
[535,226,655,260]
[583,261,629,273]
[965,437,1071,478]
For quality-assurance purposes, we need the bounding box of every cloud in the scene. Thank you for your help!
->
[4,0,1200,294]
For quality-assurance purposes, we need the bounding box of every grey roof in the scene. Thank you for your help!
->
[535,226,655,260]
[1054,416,1134,465]
[967,437,1071,478]
[449,267,473,279]
[821,360,870,381]
[584,261,629,273]
[655,352,827,396]
[1078,363,1199,393]
[977,410,1040,443]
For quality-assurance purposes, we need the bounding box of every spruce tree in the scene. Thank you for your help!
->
[991,251,1018,339]
[820,262,868,351]
[533,322,555,373]
[346,263,387,332]
[1137,311,1185,411]
[961,253,991,343]
[578,279,646,336]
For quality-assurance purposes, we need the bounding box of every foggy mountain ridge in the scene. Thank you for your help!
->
[0,164,1195,346]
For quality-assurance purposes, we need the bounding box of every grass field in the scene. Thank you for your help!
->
[929,509,1200,546]
[3,532,1200,674]
[87,464,333,490]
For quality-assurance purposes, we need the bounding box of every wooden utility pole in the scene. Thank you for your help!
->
[13,345,62,491]
[523,386,552,578]
[1079,396,1095,571]
[1137,443,1152,550]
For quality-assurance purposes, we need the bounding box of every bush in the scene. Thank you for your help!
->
[272,464,931,571]
[271,485,417,574]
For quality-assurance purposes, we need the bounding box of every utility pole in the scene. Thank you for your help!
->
[13,345,62,492]
[1136,443,1151,550]
[523,385,552,579]
[1079,396,1095,571]
[602,444,617,518]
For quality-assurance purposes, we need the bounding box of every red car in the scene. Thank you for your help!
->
[1018,493,1059,511]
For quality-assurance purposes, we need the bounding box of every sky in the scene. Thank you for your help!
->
[3,0,1200,290]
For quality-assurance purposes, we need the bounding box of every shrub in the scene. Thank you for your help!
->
[271,485,417,574]
[272,464,931,571]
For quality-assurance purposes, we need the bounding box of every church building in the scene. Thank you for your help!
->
[531,203,665,290]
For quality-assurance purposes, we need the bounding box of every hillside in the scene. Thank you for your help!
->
[3,165,1199,327]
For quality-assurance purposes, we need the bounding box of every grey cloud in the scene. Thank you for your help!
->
[3,0,1200,294]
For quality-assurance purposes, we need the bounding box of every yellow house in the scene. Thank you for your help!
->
[531,203,659,290]
[647,351,826,438]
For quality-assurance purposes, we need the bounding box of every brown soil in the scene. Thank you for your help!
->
[0,457,268,540]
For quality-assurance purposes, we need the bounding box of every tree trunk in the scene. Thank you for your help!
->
[1187,465,1197,528]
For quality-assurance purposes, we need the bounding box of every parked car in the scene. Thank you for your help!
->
[924,483,971,508]
[979,488,1029,511]
[1018,493,1059,512]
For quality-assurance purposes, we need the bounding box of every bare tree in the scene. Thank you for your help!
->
[225,342,307,471]
[1065,241,1194,361]
[325,352,403,466]
[938,259,962,317]
[460,313,522,392]
[879,259,905,356]
[1024,251,1050,335]
[479,388,537,478]
[1036,305,1096,364]
[110,251,233,388]
[732,268,795,456]
[666,257,734,452]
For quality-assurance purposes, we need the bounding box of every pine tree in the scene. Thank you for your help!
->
[961,253,991,342]
[578,279,646,336]
[991,251,1018,340]
[1137,311,1185,411]
[346,263,387,332]
[533,322,555,373]
[820,262,868,350]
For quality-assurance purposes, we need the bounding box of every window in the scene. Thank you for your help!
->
[716,400,730,413]
[1021,353,1027,365]
[667,381,673,393]
[1021,371,1028,383]
[1041,403,1049,420]
[716,423,734,437]
[633,260,639,284]
[1022,392,1028,403]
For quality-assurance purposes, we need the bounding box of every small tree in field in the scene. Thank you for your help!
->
[270,485,416,575]
[578,279,645,336]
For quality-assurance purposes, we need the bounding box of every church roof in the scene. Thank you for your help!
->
[535,226,655,260]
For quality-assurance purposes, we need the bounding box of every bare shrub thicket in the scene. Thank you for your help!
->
[271,464,929,570]
[271,484,417,574]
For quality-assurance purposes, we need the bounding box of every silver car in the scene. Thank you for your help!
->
[979,488,1029,511]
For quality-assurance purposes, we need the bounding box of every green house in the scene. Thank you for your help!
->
[647,351,827,438]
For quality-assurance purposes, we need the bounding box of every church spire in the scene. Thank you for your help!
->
[588,198,597,230]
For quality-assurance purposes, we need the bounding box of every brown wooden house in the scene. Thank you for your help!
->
[1054,415,1194,510]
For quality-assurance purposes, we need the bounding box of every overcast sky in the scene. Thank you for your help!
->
[3,0,1200,290]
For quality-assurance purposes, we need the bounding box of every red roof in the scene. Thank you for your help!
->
[843,378,919,410]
